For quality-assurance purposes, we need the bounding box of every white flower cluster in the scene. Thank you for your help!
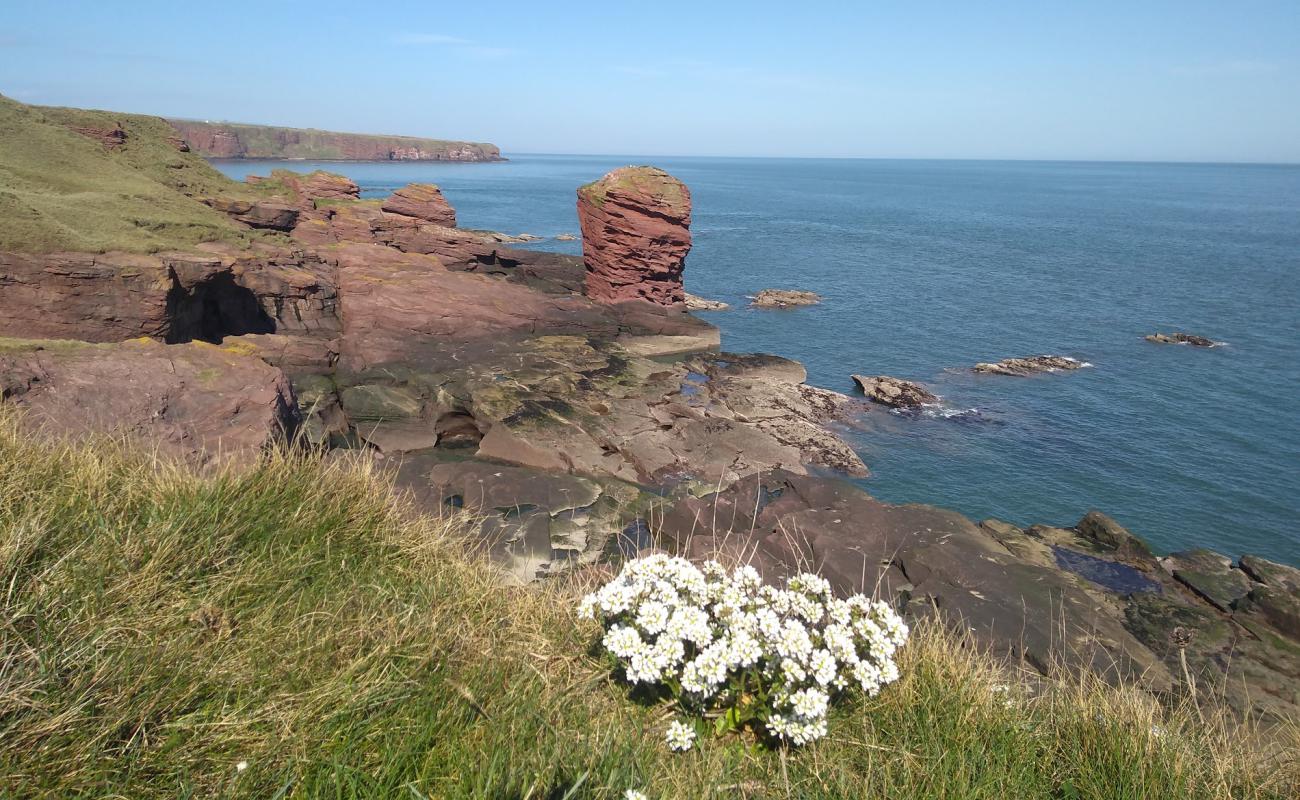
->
[579,555,909,747]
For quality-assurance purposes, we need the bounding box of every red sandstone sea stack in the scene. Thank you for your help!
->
[577,166,692,305]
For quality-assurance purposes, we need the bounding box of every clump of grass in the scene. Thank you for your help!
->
[0,410,1294,798]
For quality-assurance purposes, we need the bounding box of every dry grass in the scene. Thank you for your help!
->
[0,411,1294,798]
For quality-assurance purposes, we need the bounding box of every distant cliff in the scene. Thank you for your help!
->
[167,119,503,162]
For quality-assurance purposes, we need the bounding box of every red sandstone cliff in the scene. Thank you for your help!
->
[168,119,502,162]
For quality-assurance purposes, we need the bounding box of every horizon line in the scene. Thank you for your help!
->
[503,151,1300,168]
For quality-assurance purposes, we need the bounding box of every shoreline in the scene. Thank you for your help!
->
[2,96,1297,726]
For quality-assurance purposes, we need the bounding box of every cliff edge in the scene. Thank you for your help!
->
[167,118,503,162]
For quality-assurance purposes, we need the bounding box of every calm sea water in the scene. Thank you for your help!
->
[216,156,1300,565]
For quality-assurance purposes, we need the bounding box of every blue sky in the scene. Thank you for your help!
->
[2,0,1297,161]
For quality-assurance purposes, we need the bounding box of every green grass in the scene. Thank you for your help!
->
[0,95,264,254]
[0,411,1295,799]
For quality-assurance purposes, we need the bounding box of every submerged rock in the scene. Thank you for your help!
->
[973,355,1088,376]
[851,374,938,409]
[1145,332,1216,347]
[750,289,821,308]
[577,166,692,305]
[684,292,730,311]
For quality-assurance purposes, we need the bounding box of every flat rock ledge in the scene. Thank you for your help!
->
[973,355,1089,376]
[851,374,938,408]
[684,292,730,311]
[751,289,821,308]
[1145,332,1217,347]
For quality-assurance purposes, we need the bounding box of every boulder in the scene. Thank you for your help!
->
[0,337,298,467]
[851,374,938,409]
[1145,332,1216,347]
[380,183,456,227]
[750,289,821,308]
[577,166,692,305]
[973,355,1088,376]
[1076,510,1158,565]
[205,197,300,231]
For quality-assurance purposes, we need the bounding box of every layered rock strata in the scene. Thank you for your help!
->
[577,167,692,305]
[167,119,503,162]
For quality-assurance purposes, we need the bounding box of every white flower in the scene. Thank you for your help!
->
[789,687,829,720]
[776,619,813,660]
[603,624,644,660]
[236,761,248,773]
[625,790,648,800]
[582,556,910,751]
[727,629,762,668]
[665,720,696,752]
[635,600,670,635]
[809,649,838,686]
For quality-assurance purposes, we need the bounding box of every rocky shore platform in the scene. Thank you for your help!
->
[2,99,1296,725]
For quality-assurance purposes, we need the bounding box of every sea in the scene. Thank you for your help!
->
[214,156,1300,566]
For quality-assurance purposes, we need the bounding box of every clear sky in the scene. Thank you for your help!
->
[2,0,1297,162]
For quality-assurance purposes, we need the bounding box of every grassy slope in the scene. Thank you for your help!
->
[0,96,260,254]
[1,415,1294,799]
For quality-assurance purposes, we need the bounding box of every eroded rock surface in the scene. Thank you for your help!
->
[395,454,647,583]
[380,183,456,227]
[0,337,298,467]
[851,374,938,409]
[577,166,692,305]
[0,246,338,345]
[973,355,1089,376]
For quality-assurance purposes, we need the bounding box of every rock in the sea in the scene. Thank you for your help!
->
[380,183,456,227]
[0,337,298,467]
[577,166,692,305]
[554,233,577,241]
[750,289,821,308]
[973,355,1088,376]
[1145,332,1216,347]
[851,374,938,409]
[684,292,730,311]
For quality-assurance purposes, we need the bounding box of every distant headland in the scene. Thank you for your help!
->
[166,118,504,162]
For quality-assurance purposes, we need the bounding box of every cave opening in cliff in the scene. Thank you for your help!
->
[165,271,275,344]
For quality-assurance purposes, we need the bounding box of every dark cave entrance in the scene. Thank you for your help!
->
[164,270,275,344]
